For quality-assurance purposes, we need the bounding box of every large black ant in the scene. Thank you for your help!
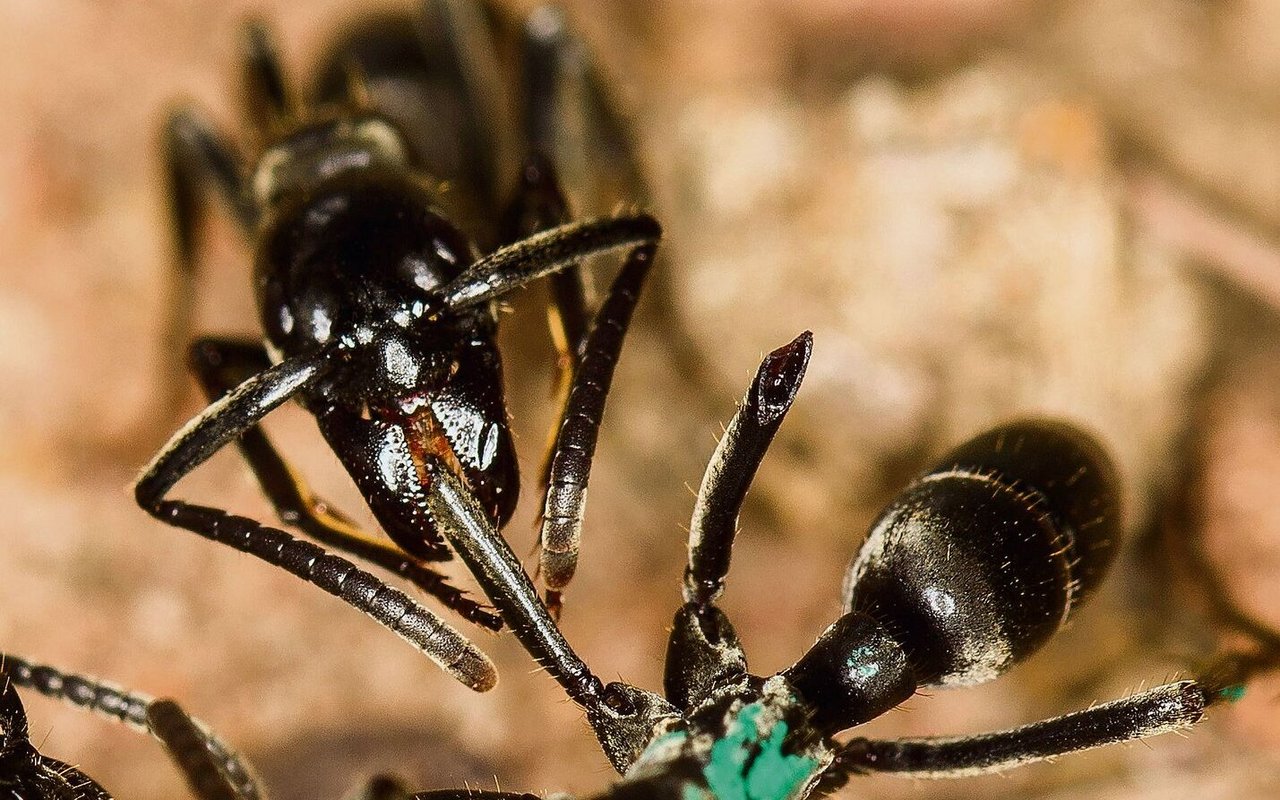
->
[134,0,656,691]
[7,335,1264,799]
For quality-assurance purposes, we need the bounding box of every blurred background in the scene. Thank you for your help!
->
[2,0,1280,798]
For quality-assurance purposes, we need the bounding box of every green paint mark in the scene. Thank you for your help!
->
[1217,684,1246,703]
[701,704,819,800]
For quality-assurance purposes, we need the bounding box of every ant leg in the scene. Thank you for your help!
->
[420,0,510,215]
[161,107,257,417]
[239,19,297,131]
[664,333,812,710]
[188,337,502,631]
[520,5,650,215]
[538,244,655,614]
[1,654,262,800]
[683,332,812,607]
[132,351,496,690]
[147,700,245,800]
[820,680,1213,783]
[437,213,660,310]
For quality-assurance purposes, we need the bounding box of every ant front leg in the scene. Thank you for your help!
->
[664,333,812,711]
[133,347,497,690]
[188,337,501,631]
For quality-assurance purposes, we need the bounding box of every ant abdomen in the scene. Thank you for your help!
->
[843,420,1122,687]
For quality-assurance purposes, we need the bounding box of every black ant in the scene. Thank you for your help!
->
[416,332,1267,798]
[134,1,655,690]
[17,335,1264,799]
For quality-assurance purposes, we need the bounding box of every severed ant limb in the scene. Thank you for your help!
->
[821,681,1210,783]
[664,333,812,712]
[187,336,501,631]
[538,244,657,614]
[1,653,262,800]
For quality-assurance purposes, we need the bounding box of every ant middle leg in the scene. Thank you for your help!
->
[187,336,502,631]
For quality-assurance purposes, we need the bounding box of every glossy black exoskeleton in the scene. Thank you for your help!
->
[409,332,1264,799]
[134,2,659,690]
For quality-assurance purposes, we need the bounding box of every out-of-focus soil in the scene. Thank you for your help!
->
[2,1,1279,799]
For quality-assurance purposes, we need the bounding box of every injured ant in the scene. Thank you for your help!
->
[415,332,1267,798]
[135,1,656,689]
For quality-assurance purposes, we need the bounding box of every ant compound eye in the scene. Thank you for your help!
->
[842,420,1122,687]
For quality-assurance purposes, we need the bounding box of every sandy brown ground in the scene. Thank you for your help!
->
[2,1,1280,799]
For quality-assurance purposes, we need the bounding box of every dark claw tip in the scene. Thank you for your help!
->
[750,330,813,426]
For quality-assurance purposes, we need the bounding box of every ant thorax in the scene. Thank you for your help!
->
[622,677,834,800]
[253,169,482,358]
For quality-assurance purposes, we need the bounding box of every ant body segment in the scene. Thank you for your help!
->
[135,1,657,689]
[11,2,1272,798]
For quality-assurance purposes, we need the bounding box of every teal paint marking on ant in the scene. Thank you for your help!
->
[698,703,820,800]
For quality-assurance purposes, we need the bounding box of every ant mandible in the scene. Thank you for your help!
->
[134,1,654,691]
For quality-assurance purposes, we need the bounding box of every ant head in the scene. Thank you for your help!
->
[842,420,1122,688]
